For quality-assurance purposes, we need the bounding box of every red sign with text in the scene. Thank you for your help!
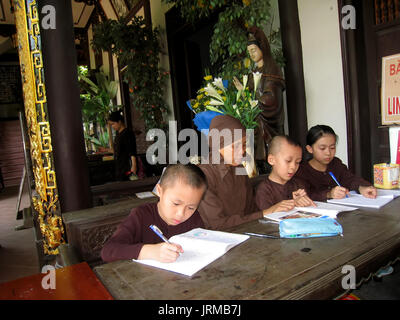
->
[382,53,400,125]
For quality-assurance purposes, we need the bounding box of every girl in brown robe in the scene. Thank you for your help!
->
[295,125,376,202]
[197,115,263,230]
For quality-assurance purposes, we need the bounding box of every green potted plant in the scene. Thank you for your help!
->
[78,66,122,152]
[91,16,169,132]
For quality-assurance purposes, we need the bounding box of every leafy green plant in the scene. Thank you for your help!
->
[163,0,283,79]
[91,16,169,131]
[84,131,110,149]
[78,66,121,150]
[189,73,262,129]
[78,66,120,126]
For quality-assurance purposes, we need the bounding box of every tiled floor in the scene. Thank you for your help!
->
[0,186,40,284]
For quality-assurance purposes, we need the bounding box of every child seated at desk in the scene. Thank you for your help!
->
[101,164,207,263]
[256,135,315,214]
[294,125,376,201]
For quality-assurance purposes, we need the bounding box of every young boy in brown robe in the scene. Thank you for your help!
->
[255,135,315,214]
[101,164,206,263]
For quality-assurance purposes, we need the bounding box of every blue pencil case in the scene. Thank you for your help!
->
[279,218,343,239]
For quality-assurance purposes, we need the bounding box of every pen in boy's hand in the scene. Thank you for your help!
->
[150,224,182,256]
[150,224,170,243]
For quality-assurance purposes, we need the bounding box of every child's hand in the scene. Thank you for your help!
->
[157,243,184,263]
[294,195,316,207]
[328,186,349,199]
[139,243,183,263]
[292,189,307,199]
[359,185,377,199]
[262,200,295,217]
[292,189,316,207]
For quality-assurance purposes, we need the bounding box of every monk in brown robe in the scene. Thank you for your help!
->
[197,115,263,230]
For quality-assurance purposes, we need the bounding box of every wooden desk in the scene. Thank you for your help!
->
[0,262,113,300]
[93,198,400,300]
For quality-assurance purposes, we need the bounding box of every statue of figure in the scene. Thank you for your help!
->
[234,26,285,172]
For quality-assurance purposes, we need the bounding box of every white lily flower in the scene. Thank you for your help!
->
[236,89,242,102]
[206,106,224,114]
[242,75,248,89]
[250,100,258,109]
[205,83,224,102]
[212,77,225,91]
[233,104,240,116]
[208,99,225,106]
[253,72,262,92]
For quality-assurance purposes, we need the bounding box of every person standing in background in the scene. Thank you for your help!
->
[108,110,138,181]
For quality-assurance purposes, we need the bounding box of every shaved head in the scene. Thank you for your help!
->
[268,135,302,155]
[159,163,207,191]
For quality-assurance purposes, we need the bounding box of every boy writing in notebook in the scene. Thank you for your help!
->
[256,135,315,214]
[101,164,207,263]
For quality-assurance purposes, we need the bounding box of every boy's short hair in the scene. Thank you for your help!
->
[268,135,302,155]
[159,164,208,191]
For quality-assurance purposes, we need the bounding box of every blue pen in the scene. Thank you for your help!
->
[149,224,170,244]
[328,171,348,198]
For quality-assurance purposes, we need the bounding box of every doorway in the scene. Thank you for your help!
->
[165,6,219,133]
[340,0,400,180]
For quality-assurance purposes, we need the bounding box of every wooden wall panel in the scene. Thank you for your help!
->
[0,120,24,187]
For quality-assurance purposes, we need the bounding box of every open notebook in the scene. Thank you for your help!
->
[264,201,356,222]
[133,228,249,277]
[327,191,395,209]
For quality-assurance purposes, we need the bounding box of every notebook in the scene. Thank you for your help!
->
[376,189,400,198]
[264,201,356,222]
[135,191,157,199]
[327,192,394,209]
[132,228,249,277]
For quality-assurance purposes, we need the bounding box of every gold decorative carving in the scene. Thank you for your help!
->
[14,0,65,255]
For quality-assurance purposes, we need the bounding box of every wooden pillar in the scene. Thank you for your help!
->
[38,0,93,212]
[278,0,308,150]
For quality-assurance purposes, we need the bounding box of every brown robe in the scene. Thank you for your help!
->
[247,26,285,161]
[198,163,262,230]
[197,115,262,230]
[255,177,306,211]
[294,157,372,202]
[101,202,204,262]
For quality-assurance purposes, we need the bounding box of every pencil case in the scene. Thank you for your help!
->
[279,218,343,239]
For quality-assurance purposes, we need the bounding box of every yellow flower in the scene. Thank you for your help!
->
[244,57,251,69]
[242,0,251,6]
[204,75,213,81]
[197,94,204,99]
[193,103,199,109]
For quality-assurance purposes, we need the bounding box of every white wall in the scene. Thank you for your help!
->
[297,0,348,164]
[150,1,175,122]
[264,0,289,135]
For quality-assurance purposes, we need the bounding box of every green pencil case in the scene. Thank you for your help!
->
[279,218,343,239]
